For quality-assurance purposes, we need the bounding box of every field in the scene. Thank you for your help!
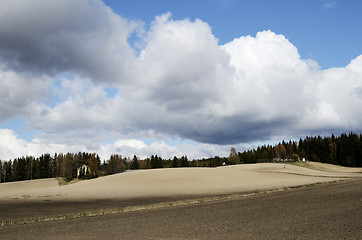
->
[1,162,361,239]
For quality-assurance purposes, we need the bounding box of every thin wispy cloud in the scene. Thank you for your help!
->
[323,1,338,9]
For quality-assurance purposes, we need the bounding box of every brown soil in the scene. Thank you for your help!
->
[1,179,361,240]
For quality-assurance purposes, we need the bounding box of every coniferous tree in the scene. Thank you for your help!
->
[39,154,51,178]
[150,155,162,169]
[145,157,151,169]
[180,155,189,167]
[12,159,18,181]
[3,160,13,182]
[172,156,179,168]
[16,157,27,181]
[131,155,139,170]
[0,160,3,183]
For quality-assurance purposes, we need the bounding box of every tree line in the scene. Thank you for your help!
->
[0,152,196,183]
[0,132,361,183]
[237,132,362,167]
[0,152,101,183]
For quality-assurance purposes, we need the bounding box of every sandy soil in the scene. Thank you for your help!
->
[1,163,361,203]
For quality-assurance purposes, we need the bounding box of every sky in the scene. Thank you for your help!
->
[0,0,362,160]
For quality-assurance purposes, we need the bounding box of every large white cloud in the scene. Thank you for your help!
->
[0,1,361,160]
[300,56,362,131]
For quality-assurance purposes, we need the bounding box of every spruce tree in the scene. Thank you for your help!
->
[131,155,139,170]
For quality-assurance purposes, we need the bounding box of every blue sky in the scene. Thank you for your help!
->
[0,0,361,160]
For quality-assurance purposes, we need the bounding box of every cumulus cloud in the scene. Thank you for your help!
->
[0,128,236,160]
[300,57,362,131]
[32,20,362,146]
[0,68,50,121]
[29,76,119,137]
[0,0,139,83]
[0,1,361,160]
[0,128,87,160]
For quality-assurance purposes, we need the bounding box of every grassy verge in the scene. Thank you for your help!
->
[283,161,331,171]
[283,161,360,172]
[57,177,83,186]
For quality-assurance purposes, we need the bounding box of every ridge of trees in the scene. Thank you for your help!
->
[0,132,361,183]
[238,132,362,167]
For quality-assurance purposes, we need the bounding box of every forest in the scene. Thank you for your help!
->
[0,132,361,183]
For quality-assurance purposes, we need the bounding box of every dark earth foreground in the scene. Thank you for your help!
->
[1,179,361,240]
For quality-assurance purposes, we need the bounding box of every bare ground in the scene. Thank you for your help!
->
[1,163,361,239]
[1,178,361,240]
